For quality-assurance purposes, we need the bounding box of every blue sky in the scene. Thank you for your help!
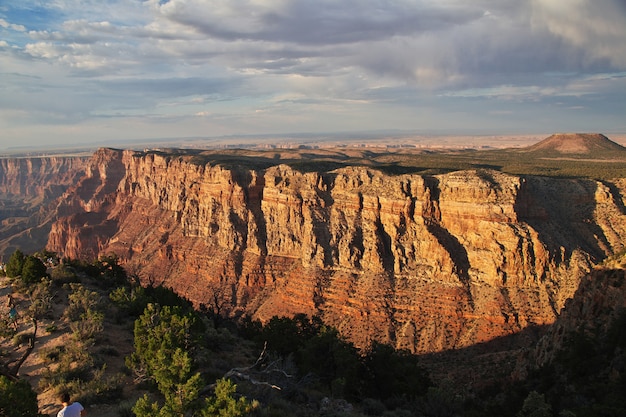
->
[1,0,625,149]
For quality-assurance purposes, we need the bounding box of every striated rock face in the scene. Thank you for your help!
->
[0,156,87,198]
[0,156,88,258]
[45,148,626,353]
[47,149,126,261]
[514,267,626,379]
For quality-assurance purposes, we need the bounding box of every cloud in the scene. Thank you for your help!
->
[157,0,482,44]
[1,0,625,147]
[0,18,26,31]
[9,1,626,86]
[531,0,626,67]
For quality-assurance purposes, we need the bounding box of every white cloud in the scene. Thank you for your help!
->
[0,18,26,31]
[1,0,625,147]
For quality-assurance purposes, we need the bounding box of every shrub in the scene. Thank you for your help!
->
[12,332,34,347]
[0,375,39,417]
[50,264,79,284]
[517,391,551,417]
[21,255,47,284]
[200,378,257,417]
[64,283,102,322]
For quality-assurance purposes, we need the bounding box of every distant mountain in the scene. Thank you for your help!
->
[525,133,626,156]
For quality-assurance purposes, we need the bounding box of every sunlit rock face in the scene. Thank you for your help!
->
[46,148,626,353]
[0,155,89,258]
[0,156,87,198]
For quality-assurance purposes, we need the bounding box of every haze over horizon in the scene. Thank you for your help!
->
[1,0,625,150]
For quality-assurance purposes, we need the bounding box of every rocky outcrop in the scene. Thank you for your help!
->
[0,156,87,199]
[542,267,626,363]
[0,156,88,258]
[45,148,626,353]
[514,267,626,381]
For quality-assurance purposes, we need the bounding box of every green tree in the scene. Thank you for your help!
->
[362,341,431,400]
[201,378,254,417]
[94,254,128,288]
[128,304,204,415]
[5,249,25,278]
[0,375,39,417]
[299,326,361,398]
[21,255,47,284]
[132,394,162,417]
[261,314,320,357]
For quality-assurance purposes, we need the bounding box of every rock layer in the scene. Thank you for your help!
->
[0,155,88,258]
[44,148,626,353]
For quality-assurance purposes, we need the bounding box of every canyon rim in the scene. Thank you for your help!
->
[2,134,626,354]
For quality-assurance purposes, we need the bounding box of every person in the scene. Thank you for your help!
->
[57,393,86,417]
[7,294,17,330]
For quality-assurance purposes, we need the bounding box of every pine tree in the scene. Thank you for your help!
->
[0,375,39,417]
[5,249,25,278]
[21,255,47,284]
[201,378,254,417]
[128,304,204,415]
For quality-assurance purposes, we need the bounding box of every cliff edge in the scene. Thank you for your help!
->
[41,147,626,353]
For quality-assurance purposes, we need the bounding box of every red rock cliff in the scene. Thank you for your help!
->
[46,148,626,353]
[0,156,87,199]
[0,155,88,258]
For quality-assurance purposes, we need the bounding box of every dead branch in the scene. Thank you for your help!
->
[9,318,37,377]
[210,341,295,392]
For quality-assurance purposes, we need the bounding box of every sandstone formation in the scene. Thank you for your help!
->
[0,156,87,198]
[0,156,88,258]
[40,147,626,354]
[513,266,626,381]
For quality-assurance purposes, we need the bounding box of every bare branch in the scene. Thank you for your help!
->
[214,342,297,391]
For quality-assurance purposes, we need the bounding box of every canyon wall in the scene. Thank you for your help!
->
[0,155,88,258]
[46,149,626,353]
[0,156,87,199]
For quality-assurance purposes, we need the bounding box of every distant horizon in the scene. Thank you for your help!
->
[3,129,626,157]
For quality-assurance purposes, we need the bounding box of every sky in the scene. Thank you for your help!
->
[1,0,625,149]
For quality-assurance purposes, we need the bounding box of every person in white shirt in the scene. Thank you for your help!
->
[57,393,85,417]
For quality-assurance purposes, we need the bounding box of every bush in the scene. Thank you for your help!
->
[517,391,551,417]
[200,378,257,417]
[21,255,47,284]
[39,341,94,389]
[64,283,102,322]
[261,314,321,358]
[50,264,79,284]
[12,332,34,347]
[361,398,387,415]
[129,304,206,415]
[298,326,361,399]
[53,366,125,405]
[0,375,39,417]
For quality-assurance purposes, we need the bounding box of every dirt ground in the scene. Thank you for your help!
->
[1,276,141,417]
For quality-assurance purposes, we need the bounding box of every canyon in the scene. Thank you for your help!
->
[2,137,626,354]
